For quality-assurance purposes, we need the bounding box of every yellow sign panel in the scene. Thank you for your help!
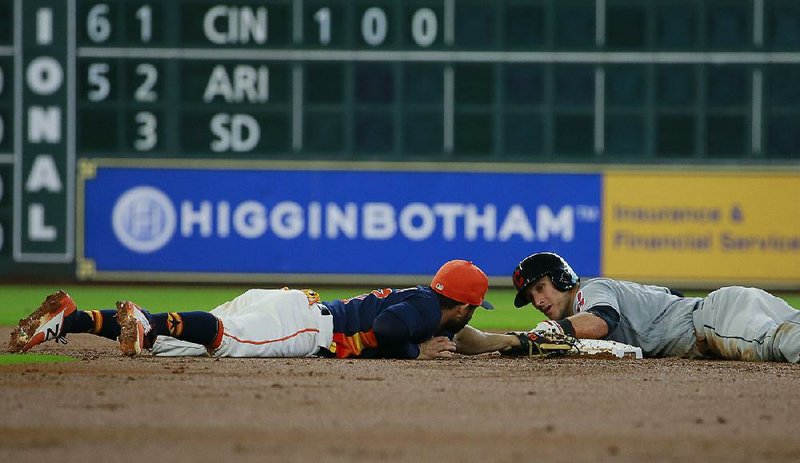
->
[603,171,800,286]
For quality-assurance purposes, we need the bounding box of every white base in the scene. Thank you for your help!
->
[574,339,643,359]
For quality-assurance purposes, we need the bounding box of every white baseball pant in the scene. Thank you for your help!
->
[692,286,800,362]
[151,289,334,357]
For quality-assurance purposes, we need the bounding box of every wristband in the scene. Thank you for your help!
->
[556,318,576,337]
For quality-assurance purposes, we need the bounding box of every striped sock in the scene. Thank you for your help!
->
[66,310,120,340]
[150,311,221,347]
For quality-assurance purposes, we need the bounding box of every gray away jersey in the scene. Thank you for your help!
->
[573,278,702,357]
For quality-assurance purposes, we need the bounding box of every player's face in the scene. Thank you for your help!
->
[524,277,571,320]
[442,305,477,332]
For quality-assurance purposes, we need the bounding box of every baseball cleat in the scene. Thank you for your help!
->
[8,290,77,353]
[115,300,154,356]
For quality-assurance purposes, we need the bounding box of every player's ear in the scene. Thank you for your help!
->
[456,303,473,314]
[442,302,468,313]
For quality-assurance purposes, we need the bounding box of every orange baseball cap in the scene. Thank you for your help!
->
[430,260,494,310]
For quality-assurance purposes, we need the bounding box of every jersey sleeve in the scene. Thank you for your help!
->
[578,284,622,338]
[577,280,621,317]
[585,305,620,334]
[371,306,422,359]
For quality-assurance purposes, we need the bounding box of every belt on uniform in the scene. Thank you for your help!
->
[318,303,331,316]
[315,303,335,358]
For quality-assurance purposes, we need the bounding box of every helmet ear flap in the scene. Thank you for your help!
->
[550,269,577,292]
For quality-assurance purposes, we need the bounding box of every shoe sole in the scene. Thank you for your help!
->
[8,290,75,353]
[116,301,144,356]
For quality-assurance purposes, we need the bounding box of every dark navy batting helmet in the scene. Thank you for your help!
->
[512,252,580,307]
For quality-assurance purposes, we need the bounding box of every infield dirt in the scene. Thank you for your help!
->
[2,328,800,463]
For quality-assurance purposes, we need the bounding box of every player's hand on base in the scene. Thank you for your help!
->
[530,320,565,337]
[417,336,457,360]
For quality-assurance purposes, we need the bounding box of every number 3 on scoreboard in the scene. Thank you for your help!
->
[134,112,157,151]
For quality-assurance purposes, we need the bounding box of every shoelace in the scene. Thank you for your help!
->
[56,336,68,345]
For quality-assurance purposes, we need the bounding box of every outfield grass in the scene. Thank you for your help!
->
[0,353,76,365]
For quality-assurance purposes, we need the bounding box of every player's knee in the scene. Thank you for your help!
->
[773,322,800,363]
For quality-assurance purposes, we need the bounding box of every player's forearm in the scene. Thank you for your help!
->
[454,325,517,355]
[567,312,609,339]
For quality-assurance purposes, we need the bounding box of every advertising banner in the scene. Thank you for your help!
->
[78,161,602,282]
[604,170,800,285]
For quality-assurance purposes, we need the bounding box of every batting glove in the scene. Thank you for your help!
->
[530,320,565,337]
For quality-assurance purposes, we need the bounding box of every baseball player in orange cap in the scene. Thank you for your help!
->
[10,260,522,360]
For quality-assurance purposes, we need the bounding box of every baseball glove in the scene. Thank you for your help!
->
[502,331,578,358]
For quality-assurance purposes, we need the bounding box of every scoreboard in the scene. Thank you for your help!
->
[1,0,800,281]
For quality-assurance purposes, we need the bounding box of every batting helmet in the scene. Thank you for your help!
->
[512,252,579,307]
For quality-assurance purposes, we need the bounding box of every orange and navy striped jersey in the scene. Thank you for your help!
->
[322,285,447,359]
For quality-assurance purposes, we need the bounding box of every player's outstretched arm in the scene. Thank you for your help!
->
[453,325,519,355]
[565,312,610,339]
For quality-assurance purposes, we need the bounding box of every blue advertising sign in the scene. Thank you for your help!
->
[79,163,601,281]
